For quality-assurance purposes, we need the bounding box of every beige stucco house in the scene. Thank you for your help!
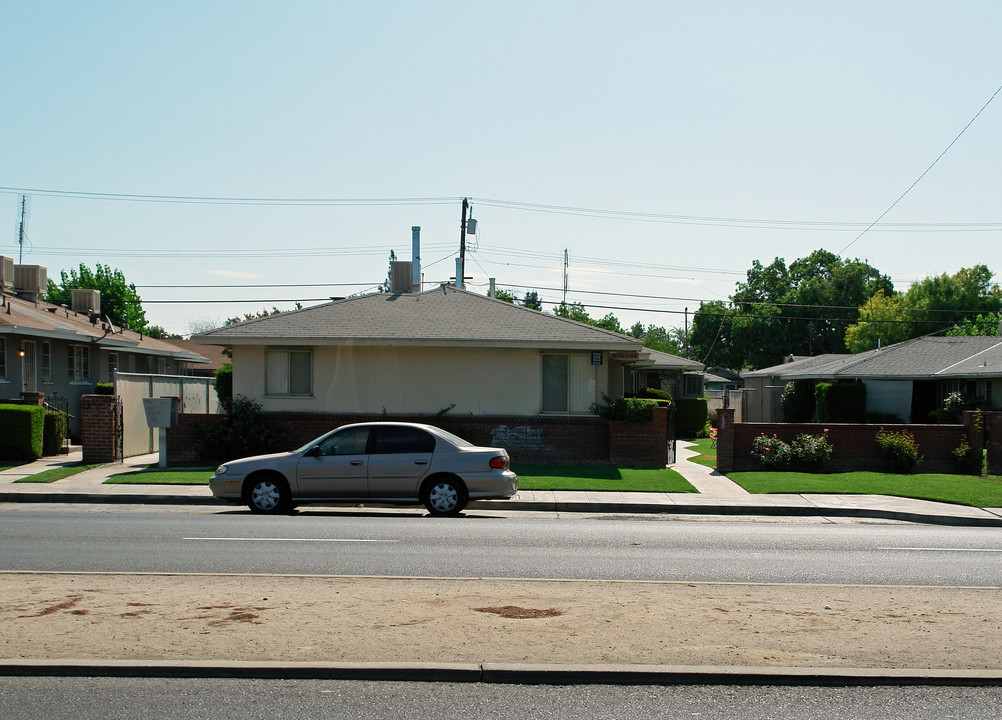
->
[194,285,651,416]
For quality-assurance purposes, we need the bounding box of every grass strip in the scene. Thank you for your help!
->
[684,438,717,468]
[514,464,696,492]
[105,466,213,485]
[14,463,103,484]
[729,471,1002,508]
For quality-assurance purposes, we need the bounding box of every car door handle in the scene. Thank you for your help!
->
[350,460,364,466]
[414,460,428,465]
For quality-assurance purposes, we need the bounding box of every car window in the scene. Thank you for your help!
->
[372,426,436,454]
[317,427,370,456]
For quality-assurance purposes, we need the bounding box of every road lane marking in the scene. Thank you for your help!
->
[184,537,398,543]
[880,547,1002,553]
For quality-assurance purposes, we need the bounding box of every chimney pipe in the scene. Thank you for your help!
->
[489,278,496,298]
[411,226,421,291]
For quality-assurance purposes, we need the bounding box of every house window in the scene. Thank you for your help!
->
[0,337,6,379]
[128,355,136,373]
[41,342,52,382]
[683,374,702,397]
[69,344,90,382]
[145,356,154,374]
[541,354,595,413]
[157,357,167,375]
[107,352,118,382]
[265,349,312,396]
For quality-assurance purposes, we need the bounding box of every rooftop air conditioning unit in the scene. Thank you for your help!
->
[14,264,47,297]
[390,261,415,293]
[72,288,101,315]
[0,256,13,291]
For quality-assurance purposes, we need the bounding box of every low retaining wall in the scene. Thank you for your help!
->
[166,408,669,468]
[715,408,972,474]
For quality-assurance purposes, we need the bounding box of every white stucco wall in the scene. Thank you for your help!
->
[232,345,613,416]
[864,379,913,422]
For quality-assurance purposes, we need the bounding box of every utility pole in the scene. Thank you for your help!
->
[684,307,689,359]
[18,195,28,264]
[457,197,469,289]
[562,249,568,304]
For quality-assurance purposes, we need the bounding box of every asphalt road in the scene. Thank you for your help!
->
[1,677,1000,720]
[2,505,1000,586]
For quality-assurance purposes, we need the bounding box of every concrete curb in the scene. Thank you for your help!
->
[3,492,1001,527]
[2,660,1000,686]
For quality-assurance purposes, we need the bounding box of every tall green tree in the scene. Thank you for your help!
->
[44,263,149,331]
[521,290,542,310]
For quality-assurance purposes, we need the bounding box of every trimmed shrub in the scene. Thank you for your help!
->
[0,404,46,460]
[43,411,68,456]
[214,363,233,412]
[592,395,658,423]
[637,387,672,402]
[93,383,115,395]
[815,381,866,423]
[875,428,921,473]
[675,397,708,438]
[781,380,816,423]
[750,433,792,468]
[199,395,287,461]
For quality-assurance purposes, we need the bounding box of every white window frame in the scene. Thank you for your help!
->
[41,341,52,383]
[265,348,313,397]
[69,344,90,383]
[541,353,596,414]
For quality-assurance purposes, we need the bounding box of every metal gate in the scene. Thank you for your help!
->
[116,372,223,458]
[666,401,677,465]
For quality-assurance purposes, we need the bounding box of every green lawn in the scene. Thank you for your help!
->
[14,463,103,483]
[684,438,717,468]
[105,466,214,485]
[513,464,696,492]
[729,471,1002,508]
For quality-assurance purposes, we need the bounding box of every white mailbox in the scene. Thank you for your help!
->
[142,397,179,428]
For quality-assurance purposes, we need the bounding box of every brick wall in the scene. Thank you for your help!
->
[80,394,119,463]
[983,412,1002,475]
[717,414,969,474]
[166,410,671,468]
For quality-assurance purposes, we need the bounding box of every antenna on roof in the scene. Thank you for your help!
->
[17,195,30,264]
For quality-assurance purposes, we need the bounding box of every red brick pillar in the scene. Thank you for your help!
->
[20,391,45,406]
[81,394,119,463]
[716,407,735,473]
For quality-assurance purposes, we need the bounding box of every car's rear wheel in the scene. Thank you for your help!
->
[422,476,468,516]
[246,475,291,514]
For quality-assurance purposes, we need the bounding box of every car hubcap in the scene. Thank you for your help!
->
[252,482,279,510]
[429,483,458,512]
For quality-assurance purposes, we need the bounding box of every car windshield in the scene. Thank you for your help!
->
[292,432,333,454]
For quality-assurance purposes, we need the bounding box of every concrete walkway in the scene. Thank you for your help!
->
[2,443,1002,526]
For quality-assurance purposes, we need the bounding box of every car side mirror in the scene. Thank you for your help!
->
[304,446,321,457]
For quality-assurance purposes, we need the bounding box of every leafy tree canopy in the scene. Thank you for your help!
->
[44,263,149,331]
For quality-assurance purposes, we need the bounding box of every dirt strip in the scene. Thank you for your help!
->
[1,573,1000,669]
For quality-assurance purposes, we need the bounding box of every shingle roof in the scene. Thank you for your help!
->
[0,292,207,361]
[194,285,643,350]
[632,348,704,372]
[742,336,1002,380]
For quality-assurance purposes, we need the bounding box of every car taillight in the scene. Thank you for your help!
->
[489,455,508,469]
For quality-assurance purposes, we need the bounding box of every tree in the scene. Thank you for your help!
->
[376,250,398,293]
[593,313,624,334]
[224,304,301,326]
[553,301,592,324]
[946,313,1000,337]
[44,263,149,331]
[521,290,542,311]
[843,290,911,352]
[491,288,517,303]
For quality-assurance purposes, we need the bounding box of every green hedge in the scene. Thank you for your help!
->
[815,381,866,423]
[0,404,46,460]
[781,380,816,423]
[593,396,659,423]
[43,411,68,456]
[675,398,708,438]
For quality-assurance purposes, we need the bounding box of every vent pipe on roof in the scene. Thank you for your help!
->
[411,226,421,291]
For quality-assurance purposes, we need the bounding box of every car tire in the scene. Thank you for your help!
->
[246,475,292,514]
[422,476,468,516]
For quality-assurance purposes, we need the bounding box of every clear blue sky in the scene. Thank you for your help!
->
[2,1,1000,337]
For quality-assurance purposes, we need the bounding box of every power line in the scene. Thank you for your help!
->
[0,187,458,207]
[838,82,1002,255]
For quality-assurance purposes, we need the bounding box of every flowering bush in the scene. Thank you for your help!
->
[791,431,833,469]
[750,434,792,468]
[875,428,922,473]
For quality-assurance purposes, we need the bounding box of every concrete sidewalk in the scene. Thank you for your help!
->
[2,443,1002,527]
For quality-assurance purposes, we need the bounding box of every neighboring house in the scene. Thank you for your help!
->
[623,348,705,398]
[703,366,743,393]
[193,285,660,416]
[741,335,1002,423]
[0,259,208,437]
[170,339,230,377]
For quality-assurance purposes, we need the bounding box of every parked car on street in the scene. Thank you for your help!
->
[209,422,517,516]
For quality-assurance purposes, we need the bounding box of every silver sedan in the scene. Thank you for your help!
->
[209,422,517,516]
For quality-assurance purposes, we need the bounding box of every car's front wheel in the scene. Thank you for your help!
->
[246,475,291,514]
[422,476,468,516]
